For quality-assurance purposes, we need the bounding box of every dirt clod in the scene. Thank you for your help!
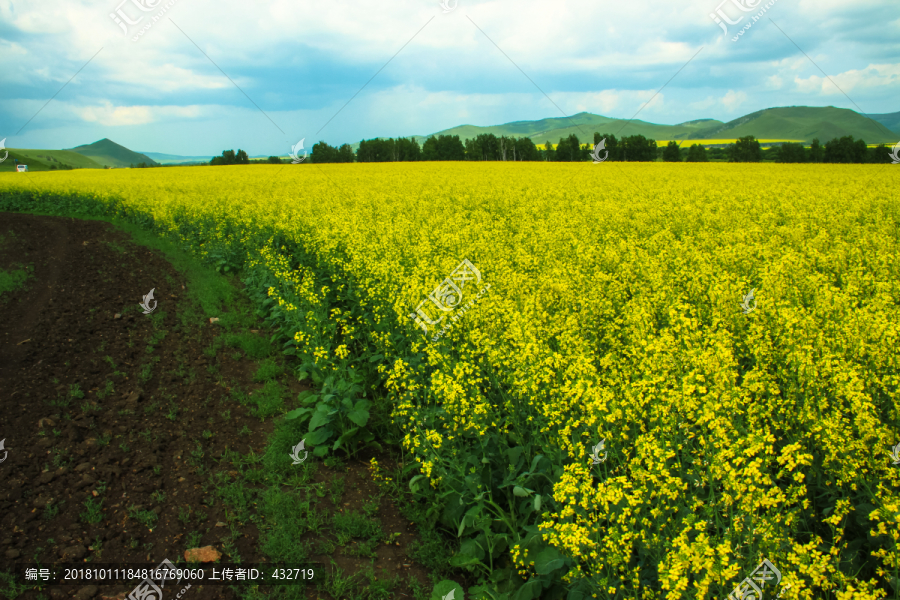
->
[184,545,221,562]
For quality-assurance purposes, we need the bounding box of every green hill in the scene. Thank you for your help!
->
[695,106,896,143]
[349,107,893,151]
[0,149,103,172]
[68,138,158,168]
[865,111,900,135]
[426,112,728,146]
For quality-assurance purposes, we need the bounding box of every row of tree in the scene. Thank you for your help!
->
[208,133,897,165]
[657,135,897,163]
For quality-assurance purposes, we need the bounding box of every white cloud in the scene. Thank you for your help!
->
[0,0,896,152]
[74,101,206,125]
[689,96,718,111]
[721,89,747,110]
[794,63,900,95]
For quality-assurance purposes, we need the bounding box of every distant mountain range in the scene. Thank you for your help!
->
[2,106,896,171]
[370,106,897,152]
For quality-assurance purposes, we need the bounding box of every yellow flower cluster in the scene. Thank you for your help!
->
[4,162,899,598]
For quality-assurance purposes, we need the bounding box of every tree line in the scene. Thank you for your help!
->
[206,133,897,165]
[659,135,896,163]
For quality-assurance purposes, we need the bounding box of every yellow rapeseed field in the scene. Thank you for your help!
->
[2,162,898,599]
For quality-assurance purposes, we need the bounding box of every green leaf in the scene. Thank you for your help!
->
[448,553,481,568]
[534,494,542,512]
[460,538,486,561]
[283,407,312,421]
[347,408,370,427]
[513,579,543,600]
[534,547,566,576]
[304,427,333,446]
[368,354,383,362]
[297,390,317,404]
[337,427,360,444]
[431,580,465,600]
[409,474,426,493]
[513,486,532,498]
[308,411,332,431]
[313,445,329,457]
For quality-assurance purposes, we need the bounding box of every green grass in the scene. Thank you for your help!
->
[128,505,158,529]
[0,148,104,171]
[253,358,283,381]
[0,266,32,299]
[81,498,104,524]
[223,332,272,360]
[333,511,382,546]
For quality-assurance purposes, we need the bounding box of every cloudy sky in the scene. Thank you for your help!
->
[0,0,897,156]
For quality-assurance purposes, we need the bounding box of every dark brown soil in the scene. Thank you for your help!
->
[0,213,437,600]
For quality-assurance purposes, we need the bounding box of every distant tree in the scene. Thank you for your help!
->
[210,149,237,166]
[311,141,353,163]
[422,136,439,160]
[555,136,572,162]
[338,143,355,163]
[422,135,465,161]
[621,135,657,161]
[808,138,823,163]
[824,135,867,163]
[593,133,621,161]
[777,143,807,163]
[662,141,682,162]
[869,144,894,164]
[548,134,583,162]
[761,146,781,162]
[396,137,421,161]
[707,147,728,161]
[469,133,502,161]
[267,156,282,164]
[514,137,540,161]
[728,136,762,162]
[685,144,708,162]
[235,149,249,164]
[542,141,554,161]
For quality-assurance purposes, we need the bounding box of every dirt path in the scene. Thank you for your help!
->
[0,213,280,600]
[0,213,452,600]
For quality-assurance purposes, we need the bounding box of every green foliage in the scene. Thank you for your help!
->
[210,149,249,166]
[777,142,807,163]
[620,134,659,161]
[728,135,762,162]
[0,265,32,299]
[662,140,682,162]
[81,498,104,524]
[253,358,283,381]
[423,135,466,161]
[823,135,872,163]
[283,373,378,458]
[333,510,382,545]
[686,143,709,162]
[431,580,465,600]
[248,380,285,419]
[311,141,355,163]
[552,133,589,162]
[223,332,271,359]
[358,137,422,162]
